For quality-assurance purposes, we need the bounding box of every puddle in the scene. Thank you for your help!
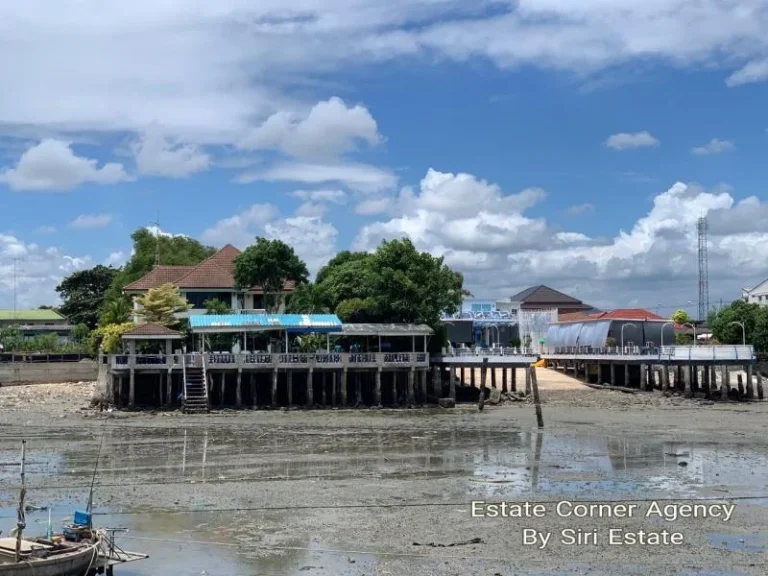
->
[709,533,768,553]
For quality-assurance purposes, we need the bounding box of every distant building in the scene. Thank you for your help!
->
[442,299,519,347]
[0,309,73,343]
[123,244,296,320]
[742,278,768,307]
[509,285,592,314]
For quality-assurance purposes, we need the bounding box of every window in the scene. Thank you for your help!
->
[185,292,232,309]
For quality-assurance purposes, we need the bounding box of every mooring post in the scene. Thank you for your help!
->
[661,365,669,393]
[478,358,488,411]
[236,368,243,408]
[720,365,729,400]
[271,368,278,407]
[307,367,314,408]
[530,366,544,428]
[420,369,427,406]
[375,368,382,407]
[322,371,328,407]
[407,368,416,407]
[341,368,348,407]
[287,370,293,408]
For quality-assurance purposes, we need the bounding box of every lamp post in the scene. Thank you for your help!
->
[660,322,675,348]
[620,322,637,352]
[728,321,746,346]
[682,323,697,345]
[489,324,500,348]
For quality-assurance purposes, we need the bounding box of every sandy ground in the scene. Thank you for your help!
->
[1,375,767,575]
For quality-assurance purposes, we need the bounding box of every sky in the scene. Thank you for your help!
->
[1,0,768,318]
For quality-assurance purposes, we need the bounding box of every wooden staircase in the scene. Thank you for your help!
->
[183,355,209,414]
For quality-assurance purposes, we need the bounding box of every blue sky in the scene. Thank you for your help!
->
[1,1,768,316]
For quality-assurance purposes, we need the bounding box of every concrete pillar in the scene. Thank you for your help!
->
[737,373,744,397]
[676,366,683,391]
[236,369,243,408]
[624,364,630,387]
[756,372,764,400]
[431,365,439,398]
[470,366,475,388]
[610,363,616,386]
[460,366,465,386]
[355,371,362,407]
[720,365,729,400]
[166,370,173,406]
[407,368,416,407]
[640,364,647,391]
[661,365,669,393]
[332,372,337,407]
[341,369,348,407]
[692,365,699,392]
[420,369,427,406]
[449,366,456,400]
[129,367,135,408]
[158,372,164,406]
[684,365,692,397]
[271,369,278,407]
[375,368,382,407]
[502,368,508,392]
[250,372,256,408]
[491,367,497,389]
[511,367,517,392]
[525,366,531,395]
[307,367,314,408]
[220,372,226,407]
[287,370,293,408]
[746,365,754,400]
[703,365,711,396]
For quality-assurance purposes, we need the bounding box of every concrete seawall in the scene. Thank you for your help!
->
[0,361,98,385]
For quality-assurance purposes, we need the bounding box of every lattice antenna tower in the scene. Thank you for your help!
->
[697,216,709,322]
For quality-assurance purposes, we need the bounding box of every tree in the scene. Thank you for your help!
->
[671,309,693,325]
[204,298,232,315]
[71,323,91,345]
[105,228,215,302]
[134,283,191,327]
[56,265,120,329]
[204,298,234,350]
[99,297,133,325]
[90,322,135,353]
[285,283,331,314]
[709,300,768,350]
[234,238,309,312]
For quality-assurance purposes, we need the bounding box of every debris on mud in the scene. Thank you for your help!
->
[413,537,483,547]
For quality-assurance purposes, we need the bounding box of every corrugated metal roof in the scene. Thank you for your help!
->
[189,314,342,333]
[330,323,434,336]
[0,309,65,321]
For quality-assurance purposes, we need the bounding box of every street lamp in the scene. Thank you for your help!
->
[682,322,697,345]
[660,322,675,348]
[620,322,637,351]
[728,321,746,346]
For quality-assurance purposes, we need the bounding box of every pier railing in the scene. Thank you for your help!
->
[441,347,536,357]
[543,345,756,361]
[109,352,430,370]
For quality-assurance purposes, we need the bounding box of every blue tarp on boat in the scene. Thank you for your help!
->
[189,314,342,333]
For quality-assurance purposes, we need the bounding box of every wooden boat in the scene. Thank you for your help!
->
[0,536,101,576]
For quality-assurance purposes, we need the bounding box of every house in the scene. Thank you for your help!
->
[0,309,73,343]
[546,308,680,350]
[509,285,592,314]
[123,244,296,318]
[742,278,768,307]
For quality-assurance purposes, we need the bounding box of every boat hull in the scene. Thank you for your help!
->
[0,540,99,576]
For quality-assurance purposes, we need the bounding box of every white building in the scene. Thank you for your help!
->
[742,278,768,306]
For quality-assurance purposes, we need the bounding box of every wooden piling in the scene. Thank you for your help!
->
[684,365,692,398]
[737,373,744,397]
[407,368,416,407]
[491,367,497,389]
[449,366,456,401]
[756,371,764,400]
[220,372,226,407]
[341,368,348,407]
[271,369,278,407]
[478,358,488,411]
[158,373,164,406]
[502,368,508,393]
[332,372,337,406]
[307,367,314,408]
[640,364,647,391]
[355,370,363,407]
[720,365,729,400]
[287,370,293,408]
[525,366,531,395]
[530,366,544,428]
[375,368,382,407]
[129,367,135,408]
[236,369,243,408]
[703,365,711,397]
[322,371,327,407]
[470,366,475,388]
[746,364,754,400]
[661,365,669,393]
[511,367,517,392]
[610,363,616,386]
[624,364,630,387]
[420,369,427,406]
[460,366,465,386]
[431,365,440,398]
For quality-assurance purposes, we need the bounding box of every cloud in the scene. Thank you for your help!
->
[289,189,347,204]
[37,225,56,234]
[239,161,397,193]
[726,59,768,87]
[70,213,113,229]
[201,204,337,276]
[605,132,660,151]
[132,129,210,178]
[104,250,127,266]
[0,139,131,191]
[566,203,595,216]
[240,97,381,160]
[353,167,768,310]
[355,198,392,216]
[145,225,187,239]
[0,233,92,308]
[691,138,735,156]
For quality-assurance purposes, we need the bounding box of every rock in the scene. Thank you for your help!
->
[438,398,455,409]
[489,388,502,405]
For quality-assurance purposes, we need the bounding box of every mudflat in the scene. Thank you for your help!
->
[1,373,767,575]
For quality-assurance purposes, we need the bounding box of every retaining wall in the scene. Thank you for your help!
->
[0,361,98,385]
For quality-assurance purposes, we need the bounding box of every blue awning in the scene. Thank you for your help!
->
[189,314,342,334]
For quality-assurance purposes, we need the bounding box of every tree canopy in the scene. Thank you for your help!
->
[134,283,191,327]
[709,300,768,350]
[233,238,309,312]
[291,239,467,327]
[105,228,215,301]
[670,309,693,325]
[56,265,119,329]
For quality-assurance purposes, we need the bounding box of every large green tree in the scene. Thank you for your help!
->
[709,300,768,350]
[233,238,310,312]
[56,265,120,329]
[105,228,216,302]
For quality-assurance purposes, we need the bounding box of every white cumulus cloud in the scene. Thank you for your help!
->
[0,139,131,191]
[691,138,735,155]
[132,129,210,178]
[70,213,113,229]
[605,131,660,151]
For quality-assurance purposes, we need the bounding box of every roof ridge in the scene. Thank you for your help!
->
[174,257,232,286]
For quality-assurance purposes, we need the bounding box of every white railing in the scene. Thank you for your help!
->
[542,345,756,361]
[441,347,536,357]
